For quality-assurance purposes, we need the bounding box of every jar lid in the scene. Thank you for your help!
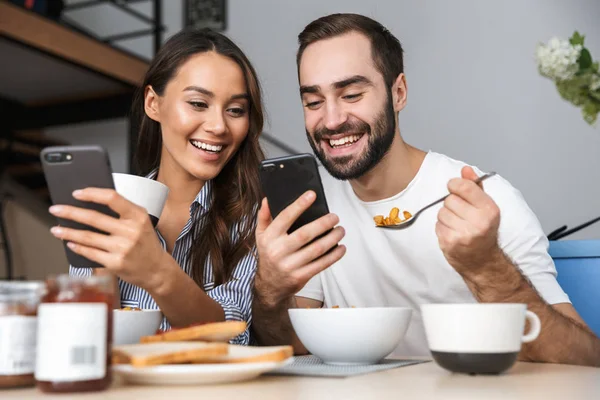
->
[0,281,46,302]
[52,274,112,285]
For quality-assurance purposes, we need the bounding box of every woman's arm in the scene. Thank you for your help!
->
[149,252,225,326]
[204,250,257,344]
[149,250,256,343]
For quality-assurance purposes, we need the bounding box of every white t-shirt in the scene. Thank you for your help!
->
[296,151,569,357]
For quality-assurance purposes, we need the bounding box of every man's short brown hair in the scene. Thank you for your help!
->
[297,13,405,86]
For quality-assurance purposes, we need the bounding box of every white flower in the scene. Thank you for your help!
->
[536,37,582,81]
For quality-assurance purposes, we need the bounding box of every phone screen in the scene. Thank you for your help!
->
[259,154,330,233]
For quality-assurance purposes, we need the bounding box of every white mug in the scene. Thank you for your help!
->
[421,303,541,374]
[112,173,169,226]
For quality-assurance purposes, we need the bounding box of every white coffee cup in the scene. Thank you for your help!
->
[421,303,541,374]
[112,173,169,226]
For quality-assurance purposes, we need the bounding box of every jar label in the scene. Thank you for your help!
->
[0,316,37,375]
[35,303,107,382]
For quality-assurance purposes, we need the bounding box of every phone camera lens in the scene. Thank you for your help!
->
[46,153,62,163]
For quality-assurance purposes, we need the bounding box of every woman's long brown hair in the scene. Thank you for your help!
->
[131,28,264,287]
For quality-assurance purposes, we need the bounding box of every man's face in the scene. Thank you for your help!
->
[299,32,397,180]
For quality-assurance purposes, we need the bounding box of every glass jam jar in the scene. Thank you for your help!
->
[0,281,45,389]
[35,274,114,393]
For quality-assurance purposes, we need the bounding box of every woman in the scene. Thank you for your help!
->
[49,28,265,344]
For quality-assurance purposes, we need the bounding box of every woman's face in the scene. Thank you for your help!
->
[145,51,250,182]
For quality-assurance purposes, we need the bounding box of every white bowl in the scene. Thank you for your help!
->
[113,309,163,345]
[288,307,412,365]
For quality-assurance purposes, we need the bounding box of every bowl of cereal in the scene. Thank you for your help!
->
[288,306,413,365]
[113,307,163,345]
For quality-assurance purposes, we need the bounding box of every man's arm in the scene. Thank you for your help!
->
[252,293,322,354]
[436,166,600,367]
[251,193,345,352]
[463,249,600,366]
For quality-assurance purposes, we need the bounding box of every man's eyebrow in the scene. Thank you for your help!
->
[300,75,374,95]
[300,85,320,95]
[332,75,373,89]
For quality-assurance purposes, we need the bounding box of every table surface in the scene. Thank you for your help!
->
[4,361,599,400]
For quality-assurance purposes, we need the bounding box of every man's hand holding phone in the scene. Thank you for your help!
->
[254,190,346,308]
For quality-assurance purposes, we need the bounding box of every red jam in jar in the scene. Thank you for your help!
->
[35,274,114,393]
[0,281,45,388]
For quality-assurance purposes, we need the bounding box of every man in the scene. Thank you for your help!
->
[252,13,600,365]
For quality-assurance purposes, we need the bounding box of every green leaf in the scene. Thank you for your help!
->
[582,102,598,125]
[579,48,593,70]
[570,31,585,46]
[592,62,599,73]
[584,98,600,124]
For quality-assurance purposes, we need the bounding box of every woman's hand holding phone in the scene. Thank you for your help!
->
[48,188,172,292]
[254,190,346,308]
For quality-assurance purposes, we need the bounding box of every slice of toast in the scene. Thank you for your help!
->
[140,321,247,344]
[193,345,293,364]
[112,341,228,367]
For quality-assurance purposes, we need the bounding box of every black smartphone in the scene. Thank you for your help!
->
[259,153,331,235]
[40,145,117,268]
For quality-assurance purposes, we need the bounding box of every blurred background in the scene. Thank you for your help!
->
[1,0,599,281]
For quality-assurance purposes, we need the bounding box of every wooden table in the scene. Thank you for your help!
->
[3,361,599,399]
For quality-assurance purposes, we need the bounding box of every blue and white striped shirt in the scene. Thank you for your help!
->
[69,171,257,345]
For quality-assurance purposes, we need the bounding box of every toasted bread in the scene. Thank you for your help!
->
[193,345,293,364]
[140,321,247,344]
[112,342,229,367]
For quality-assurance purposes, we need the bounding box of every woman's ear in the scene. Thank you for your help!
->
[391,73,407,113]
[144,85,161,122]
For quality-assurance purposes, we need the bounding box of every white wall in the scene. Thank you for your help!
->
[51,0,600,239]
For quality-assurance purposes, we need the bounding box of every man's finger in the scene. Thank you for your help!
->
[295,244,346,284]
[286,213,340,252]
[447,176,491,208]
[437,206,466,230]
[461,166,480,183]
[256,198,273,236]
[286,225,345,266]
[442,194,477,222]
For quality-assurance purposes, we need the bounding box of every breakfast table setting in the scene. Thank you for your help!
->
[2,300,599,399]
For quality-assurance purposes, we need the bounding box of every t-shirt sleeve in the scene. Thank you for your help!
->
[296,272,324,302]
[488,176,570,305]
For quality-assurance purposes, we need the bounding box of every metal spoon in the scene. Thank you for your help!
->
[376,172,497,230]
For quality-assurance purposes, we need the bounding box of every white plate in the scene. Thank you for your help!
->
[113,359,292,386]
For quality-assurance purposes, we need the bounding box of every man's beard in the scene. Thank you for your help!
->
[306,94,396,181]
